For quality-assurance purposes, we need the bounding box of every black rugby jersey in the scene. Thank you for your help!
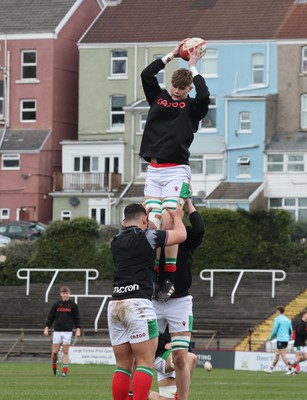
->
[139,58,210,165]
[158,211,205,298]
[294,319,307,347]
[111,226,167,300]
[45,300,81,332]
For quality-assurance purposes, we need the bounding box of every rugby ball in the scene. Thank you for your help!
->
[204,361,213,372]
[179,37,207,61]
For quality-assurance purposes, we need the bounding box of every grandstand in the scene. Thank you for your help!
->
[1,272,307,359]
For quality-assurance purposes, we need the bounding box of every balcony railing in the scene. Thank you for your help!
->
[53,172,122,192]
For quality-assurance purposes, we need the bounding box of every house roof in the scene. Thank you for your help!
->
[206,182,263,201]
[0,0,77,34]
[81,0,307,44]
[266,132,307,151]
[0,129,51,152]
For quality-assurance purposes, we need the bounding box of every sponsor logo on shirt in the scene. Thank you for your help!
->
[113,284,139,294]
[157,98,186,109]
[57,307,72,312]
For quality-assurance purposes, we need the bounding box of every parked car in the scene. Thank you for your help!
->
[0,221,42,240]
[0,234,11,247]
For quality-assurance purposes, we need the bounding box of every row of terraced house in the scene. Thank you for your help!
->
[1,0,307,226]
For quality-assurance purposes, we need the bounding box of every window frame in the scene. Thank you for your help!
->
[110,50,128,77]
[301,94,307,129]
[2,154,20,170]
[237,156,251,177]
[302,46,307,74]
[238,111,251,133]
[110,95,126,130]
[200,96,217,131]
[200,49,218,77]
[140,112,148,132]
[20,99,36,122]
[73,156,99,172]
[0,208,9,220]
[21,50,37,80]
[252,53,264,85]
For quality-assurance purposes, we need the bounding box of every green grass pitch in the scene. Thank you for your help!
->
[0,363,305,400]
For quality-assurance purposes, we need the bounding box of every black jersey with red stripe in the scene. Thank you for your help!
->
[111,227,167,300]
[139,58,210,165]
[45,300,80,332]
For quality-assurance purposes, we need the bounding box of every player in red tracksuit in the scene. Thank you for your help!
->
[44,286,81,377]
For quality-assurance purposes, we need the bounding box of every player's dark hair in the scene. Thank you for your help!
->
[124,203,146,221]
[60,286,70,293]
[276,305,285,314]
[171,68,193,88]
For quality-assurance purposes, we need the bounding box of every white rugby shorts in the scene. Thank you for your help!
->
[153,295,193,334]
[154,349,176,381]
[52,331,72,345]
[294,345,307,353]
[144,164,191,198]
[108,298,159,345]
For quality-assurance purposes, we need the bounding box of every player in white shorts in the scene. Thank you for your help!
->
[153,199,205,400]
[108,202,186,400]
[139,41,209,302]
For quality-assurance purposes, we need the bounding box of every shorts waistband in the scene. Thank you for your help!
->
[150,162,181,168]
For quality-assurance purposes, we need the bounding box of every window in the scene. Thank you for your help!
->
[111,50,127,76]
[2,154,20,169]
[140,113,148,131]
[0,208,9,220]
[239,112,251,132]
[110,95,126,129]
[190,156,203,174]
[21,50,37,79]
[206,158,223,175]
[269,198,307,221]
[267,154,284,172]
[154,55,165,85]
[237,156,250,176]
[90,208,106,225]
[74,156,99,172]
[252,53,264,85]
[287,155,304,172]
[301,94,307,129]
[200,97,216,129]
[61,210,71,221]
[20,100,36,122]
[302,46,307,73]
[0,80,3,118]
[200,49,218,77]
[104,156,119,173]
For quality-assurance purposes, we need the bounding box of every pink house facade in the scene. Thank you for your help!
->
[0,0,104,223]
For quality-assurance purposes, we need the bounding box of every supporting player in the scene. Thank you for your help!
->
[153,199,205,400]
[140,40,210,300]
[108,202,186,400]
[43,286,81,377]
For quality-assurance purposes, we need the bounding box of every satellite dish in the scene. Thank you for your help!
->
[69,197,80,207]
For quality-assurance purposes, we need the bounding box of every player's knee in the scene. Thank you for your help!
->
[145,199,162,229]
[162,197,180,212]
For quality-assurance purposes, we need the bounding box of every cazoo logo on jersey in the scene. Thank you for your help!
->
[157,98,186,109]
[113,284,139,294]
